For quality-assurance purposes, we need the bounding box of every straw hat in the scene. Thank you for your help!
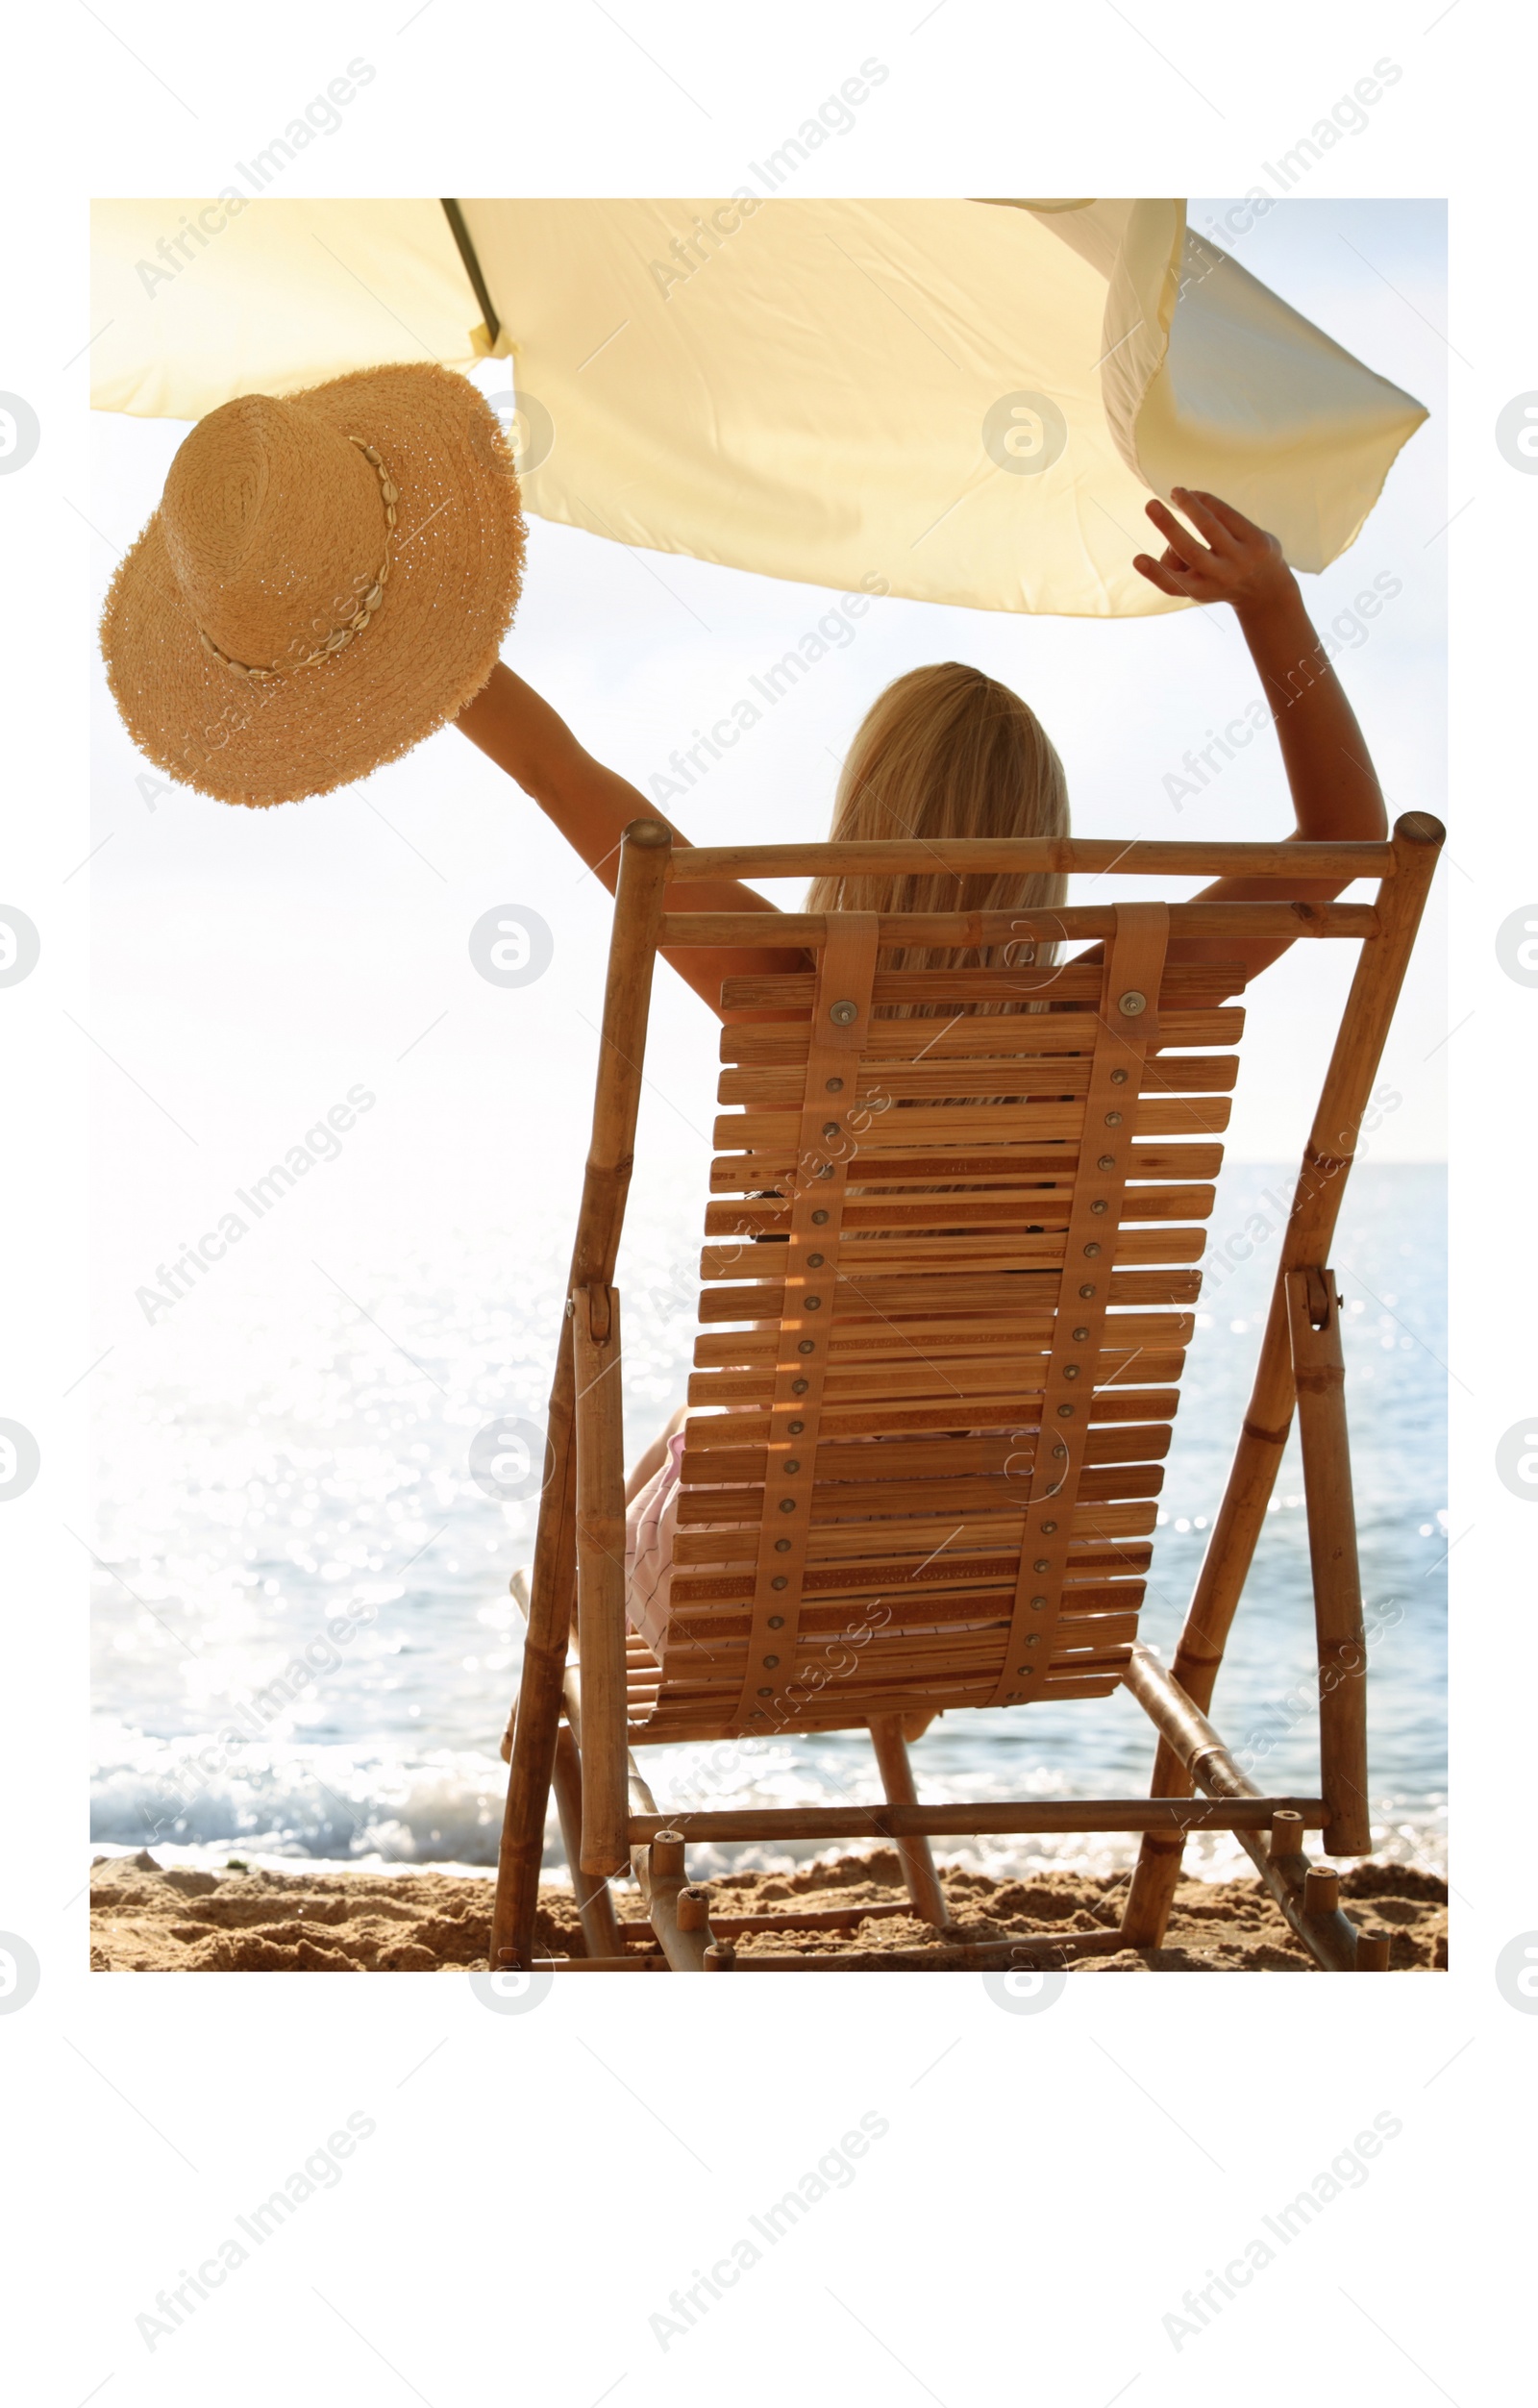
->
[100,361,525,808]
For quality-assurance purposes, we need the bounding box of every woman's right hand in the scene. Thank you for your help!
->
[1132,486,1295,618]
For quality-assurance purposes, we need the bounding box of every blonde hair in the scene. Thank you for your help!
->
[806,662,1069,978]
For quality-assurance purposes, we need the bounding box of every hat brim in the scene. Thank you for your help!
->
[100,361,526,808]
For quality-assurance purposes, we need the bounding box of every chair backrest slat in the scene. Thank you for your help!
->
[621,895,1261,1746]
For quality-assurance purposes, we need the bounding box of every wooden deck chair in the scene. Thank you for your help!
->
[490,812,1443,1974]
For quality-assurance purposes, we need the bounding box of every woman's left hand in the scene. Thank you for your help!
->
[1132,486,1294,616]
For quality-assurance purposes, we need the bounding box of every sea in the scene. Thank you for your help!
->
[90,1163,1447,1886]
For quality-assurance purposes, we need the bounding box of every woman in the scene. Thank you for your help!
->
[97,395,1386,1645]
[458,485,1387,996]
[455,484,1390,1638]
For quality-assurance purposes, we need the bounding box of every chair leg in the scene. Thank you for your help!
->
[552,1724,625,1959]
[1121,1299,1296,1946]
[868,1715,949,1927]
[572,1284,632,1878]
[1285,1268,1372,1856]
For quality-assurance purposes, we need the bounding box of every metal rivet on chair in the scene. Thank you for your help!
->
[1118,989,1146,1016]
[805,1296,822,1310]
[1041,1519,1057,1534]
[1090,1199,1107,1214]
[762,1654,780,1669]
[1079,1282,1097,1299]
[784,1459,801,1476]
[1056,1403,1074,1418]
[1063,1365,1080,1380]
[779,1497,797,1513]
[1110,1068,1129,1084]
[822,1122,841,1140]
[1033,1557,1051,1573]
[792,1377,809,1393]
[1052,1442,1067,1459]
[787,1420,804,1435]
[768,1613,785,1627]
[1097,1154,1115,1171]
[825,1077,844,1092]
[798,1338,815,1353]
[830,999,858,1025]
[1025,1633,1041,1646]
[757,1685,774,1697]
[775,1537,792,1552]
[1082,1242,1102,1258]
[1104,1110,1123,1126]
[811,1208,830,1225]
[1072,1326,1089,1342]
[1030,1596,1048,1609]
[806,1254,824,1269]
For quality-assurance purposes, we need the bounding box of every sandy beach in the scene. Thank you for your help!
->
[90,1848,1447,1974]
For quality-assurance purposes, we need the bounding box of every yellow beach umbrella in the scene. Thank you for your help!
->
[90,196,1426,618]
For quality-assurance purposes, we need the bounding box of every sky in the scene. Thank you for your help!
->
[87,198,1447,1350]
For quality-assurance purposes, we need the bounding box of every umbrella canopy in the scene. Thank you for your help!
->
[91,196,1426,618]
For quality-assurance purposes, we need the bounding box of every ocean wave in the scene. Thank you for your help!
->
[91,1723,1446,1881]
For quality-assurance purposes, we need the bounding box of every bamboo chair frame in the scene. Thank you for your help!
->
[490,812,1443,1973]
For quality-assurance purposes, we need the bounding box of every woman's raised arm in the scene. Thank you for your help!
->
[1133,486,1390,981]
[456,662,805,1011]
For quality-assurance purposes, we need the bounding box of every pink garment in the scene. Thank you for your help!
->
[625,1430,687,1656]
